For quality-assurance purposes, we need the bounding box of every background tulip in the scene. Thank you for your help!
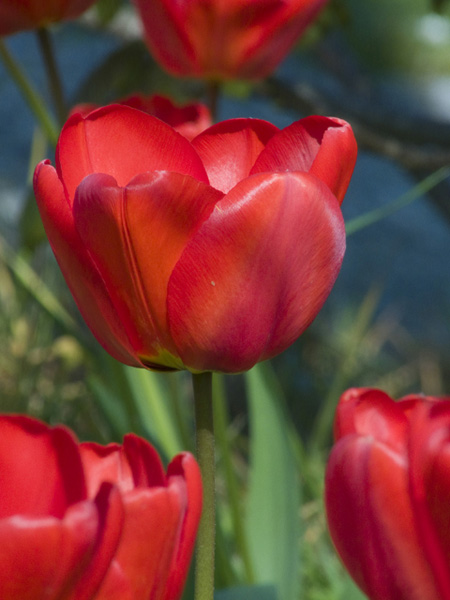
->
[0,414,202,600]
[0,0,97,36]
[71,94,212,141]
[325,388,450,600]
[132,0,330,80]
[33,105,356,373]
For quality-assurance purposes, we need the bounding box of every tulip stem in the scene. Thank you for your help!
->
[193,372,215,600]
[207,81,220,122]
[0,39,58,145]
[36,27,67,126]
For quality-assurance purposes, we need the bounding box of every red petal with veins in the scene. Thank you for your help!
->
[168,171,345,372]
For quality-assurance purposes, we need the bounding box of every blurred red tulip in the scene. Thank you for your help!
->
[0,414,201,600]
[0,0,96,36]
[325,388,450,600]
[34,105,356,373]
[71,94,212,141]
[132,0,329,80]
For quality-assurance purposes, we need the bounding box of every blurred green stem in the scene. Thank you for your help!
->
[0,39,58,145]
[207,81,220,122]
[193,372,215,600]
[36,27,67,125]
[346,166,450,236]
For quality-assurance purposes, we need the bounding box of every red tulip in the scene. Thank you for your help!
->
[0,414,202,600]
[33,105,357,373]
[0,0,96,36]
[79,438,202,600]
[325,388,450,600]
[132,0,329,80]
[71,94,212,141]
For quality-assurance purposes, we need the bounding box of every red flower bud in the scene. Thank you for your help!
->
[132,0,330,80]
[0,0,96,36]
[34,105,356,373]
[325,388,450,600]
[71,94,212,141]
[0,414,201,600]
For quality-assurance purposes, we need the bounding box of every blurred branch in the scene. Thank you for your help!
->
[36,28,67,125]
[0,40,58,146]
[262,76,450,171]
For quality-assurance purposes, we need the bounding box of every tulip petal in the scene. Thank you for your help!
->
[33,161,141,367]
[73,173,167,364]
[80,443,135,498]
[122,433,167,487]
[251,116,357,204]
[0,415,85,519]
[80,435,167,497]
[191,118,279,193]
[334,388,409,453]
[325,436,439,600]
[0,0,96,35]
[94,487,184,600]
[226,0,329,79]
[164,453,203,600]
[133,0,196,76]
[67,483,124,600]
[168,172,345,372]
[0,503,98,600]
[134,0,328,79]
[73,170,223,369]
[408,402,450,599]
[122,94,212,141]
[56,105,209,201]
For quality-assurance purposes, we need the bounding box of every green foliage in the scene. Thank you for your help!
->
[94,0,125,24]
[245,364,301,600]
[215,585,277,600]
[339,0,450,74]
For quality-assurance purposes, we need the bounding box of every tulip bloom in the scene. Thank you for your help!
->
[132,0,329,80]
[325,388,450,600]
[0,414,202,600]
[34,105,356,373]
[71,94,212,141]
[0,0,96,36]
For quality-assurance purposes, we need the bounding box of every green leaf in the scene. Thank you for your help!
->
[215,584,277,600]
[244,362,302,600]
[124,367,187,459]
[88,374,132,440]
[338,576,368,600]
[94,0,124,24]
[0,232,77,334]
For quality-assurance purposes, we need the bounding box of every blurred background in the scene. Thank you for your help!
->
[0,1,449,598]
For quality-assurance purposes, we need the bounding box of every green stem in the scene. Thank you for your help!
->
[207,81,220,122]
[36,27,67,126]
[193,372,215,600]
[0,39,58,146]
